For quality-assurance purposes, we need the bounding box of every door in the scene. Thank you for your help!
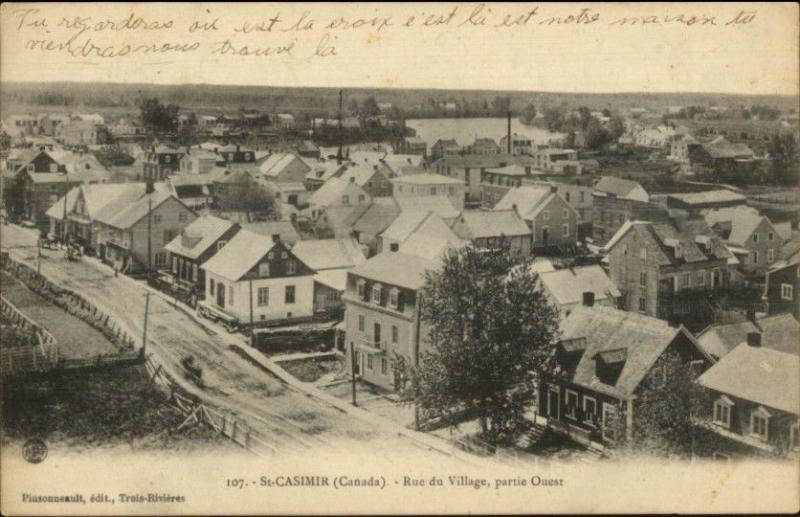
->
[602,402,619,442]
[216,283,226,308]
[288,194,298,206]
[712,269,721,288]
[547,386,560,419]
[542,227,549,245]
[374,323,381,347]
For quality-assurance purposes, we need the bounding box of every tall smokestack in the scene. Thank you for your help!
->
[507,111,512,154]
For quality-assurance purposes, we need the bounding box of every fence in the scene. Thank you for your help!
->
[1,296,60,376]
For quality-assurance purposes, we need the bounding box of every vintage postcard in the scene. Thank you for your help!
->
[0,2,798,515]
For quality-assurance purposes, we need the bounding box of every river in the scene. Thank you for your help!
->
[406,117,564,148]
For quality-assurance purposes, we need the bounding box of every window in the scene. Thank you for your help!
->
[286,260,296,275]
[372,284,382,304]
[367,354,373,370]
[752,233,759,243]
[713,396,733,429]
[639,271,647,287]
[178,212,187,222]
[192,264,198,281]
[750,408,770,441]
[682,272,691,289]
[389,288,399,309]
[389,242,399,252]
[229,285,234,306]
[217,240,227,251]
[210,278,215,295]
[696,271,705,287]
[172,256,179,274]
[580,191,585,202]
[154,252,167,266]
[281,252,287,259]
[268,252,274,259]
[163,229,176,244]
[562,224,569,237]
[767,249,774,263]
[358,194,366,203]
[358,315,365,332]
[164,155,171,163]
[781,284,793,300]
[257,287,269,306]
[752,251,759,265]
[583,397,597,426]
[153,214,162,225]
[542,211,550,221]
[357,279,366,299]
[640,248,647,261]
[285,285,295,304]
[562,209,569,218]
[342,195,350,205]
[768,232,774,241]
[638,297,647,313]
[381,358,388,375]
[565,390,578,419]
[258,262,270,277]
[392,325,398,344]
[622,244,628,256]
[565,192,570,202]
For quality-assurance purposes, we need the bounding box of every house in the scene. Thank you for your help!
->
[540,304,713,447]
[164,215,241,298]
[291,238,367,316]
[690,139,755,168]
[110,117,146,137]
[536,266,621,318]
[241,220,301,246]
[395,196,460,222]
[524,179,595,226]
[430,139,461,160]
[499,133,534,155]
[342,252,438,391]
[378,210,463,254]
[58,120,110,146]
[450,209,532,257]
[95,186,197,274]
[167,174,214,209]
[303,160,347,191]
[532,148,579,173]
[45,182,154,253]
[468,137,501,155]
[592,178,668,244]
[275,113,296,129]
[215,144,256,165]
[296,140,321,159]
[696,340,799,458]
[38,114,72,137]
[257,152,312,184]
[602,218,734,324]
[633,125,676,148]
[379,154,425,177]
[763,239,800,318]
[179,148,222,175]
[594,177,649,203]
[397,137,427,157]
[339,164,393,197]
[433,154,537,204]
[143,145,183,182]
[76,113,105,125]
[704,206,784,275]
[666,189,747,211]
[670,134,701,163]
[696,313,800,360]
[480,164,535,207]
[306,177,372,219]
[200,229,315,325]
[6,114,40,136]
[391,174,466,211]
[494,185,579,250]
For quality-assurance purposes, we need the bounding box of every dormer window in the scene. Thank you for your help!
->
[674,243,682,259]
[217,240,227,251]
[389,288,399,309]
[357,279,366,299]
[342,195,350,205]
[258,262,270,277]
[286,259,296,275]
[750,406,770,442]
[753,233,759,243]
[372,283,383,304]
[713,395,733,429]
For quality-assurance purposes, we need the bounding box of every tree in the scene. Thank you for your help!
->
[361,96,380,117]
[215,179,279,222]
[543,107,565,132]
[491,96,511,117]
[584,120,612,150]
[139,98,179,133]
[520,102,537,125]
[577,106,592,131]
[401,245,560,446]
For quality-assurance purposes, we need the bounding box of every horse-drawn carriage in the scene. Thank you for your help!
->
[65,243,82,261]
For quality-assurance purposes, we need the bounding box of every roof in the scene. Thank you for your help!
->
[484,164,530,177]
[201,229,278,282]
[314,269,350,292]
[697,344,799,415]
[48,183,165,223]
[308,177,368,207]
[561,306,698,398]
[697,313,800,359]
[290,238,366,271]
[493,186,554,221]
[164,215,235,260]
[349,198,401,235]
[258,153,303,177]
[349,252,437,290]
[668,189,746,206]
[594,176,646,199]
[703,141,755,159]
[604,219,732,264]
[395,196,459,220]
[453,209,531,239]
[399,234,462,261]
[338,164,382,186]
[103,190,177,229]
[392,173,464,185]
[538,266,621,307]
[704,206,771,247]
[241,221,300,244]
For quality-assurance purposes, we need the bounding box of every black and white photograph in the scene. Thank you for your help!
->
[0,2,798,514]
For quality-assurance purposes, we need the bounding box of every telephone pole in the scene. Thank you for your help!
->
[147,194,153,279]
[142,292,151,355]
[337,89,344,165]
[249,278,255,347]
[350,341,357,406]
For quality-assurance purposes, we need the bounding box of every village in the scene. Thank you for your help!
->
[1,89,799,464]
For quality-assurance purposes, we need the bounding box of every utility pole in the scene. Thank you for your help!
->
[37,238,42,275]
[147,194,153,280]
[61,183,68,245]
[142,292,151,356]
[249,278,255,347]
[337,89,344,165]
[350,341,357,406]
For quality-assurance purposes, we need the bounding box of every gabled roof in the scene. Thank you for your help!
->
[704,206,773,247]
[604,219,732,265]
[349,252,437,290]
[594,176,646,200]
[697,344,799,415]
[102,190,179,230]
[392,173,464,185]
[164,215,236,260]
[349,198,401,235]
[453,209,530,239]
[201,229,280,282]
[538,265,621,307]
[697,313,800,359]
[399,234,463,262]
[668,189,746,206]
[493,186,554,221]
[703,141,755,159]
[241,221,300,245]
[290,238,366,271]
[308,177,368,208]
[338,164,383,186]
[560,306,702,398]
[257,152,305,177]
[47,183,165,223]
[395,196,459,220]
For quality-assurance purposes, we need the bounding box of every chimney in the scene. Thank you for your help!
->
[582,291,595,307]
[550,185,558,193]
[511,203,518,215]
[272,233,281,242]
[746,306,757,324]
[145,180,155,194]
[746,331,761,347]
[507,111,512,154]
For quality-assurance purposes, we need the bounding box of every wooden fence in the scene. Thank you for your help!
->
[1,296,60,376]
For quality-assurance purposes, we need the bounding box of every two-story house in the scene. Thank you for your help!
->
[499,133,534,155]
[342,252,437,391]
[494,185,579,250]
[305,177,372,221]
[480,164,534,207]
[763,238,800,318]
[536,266,621,318]
[143,145,183,181]
[430,139,461,160]
[200,230,315,326]
[378,210,464,254]
[541,303,712,448]
[391,174,466,211]
[164,215,241,298]
[697,337,799,459]
[704,206,784,276]
[603,218,734,325]
[591,177,657,244]
[338,164,393,198]
[450,209,532,257]
[468,137,501,155]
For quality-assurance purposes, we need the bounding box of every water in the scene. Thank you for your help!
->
[406,118,564,148]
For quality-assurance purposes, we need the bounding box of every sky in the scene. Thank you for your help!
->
[1,2,798,96]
